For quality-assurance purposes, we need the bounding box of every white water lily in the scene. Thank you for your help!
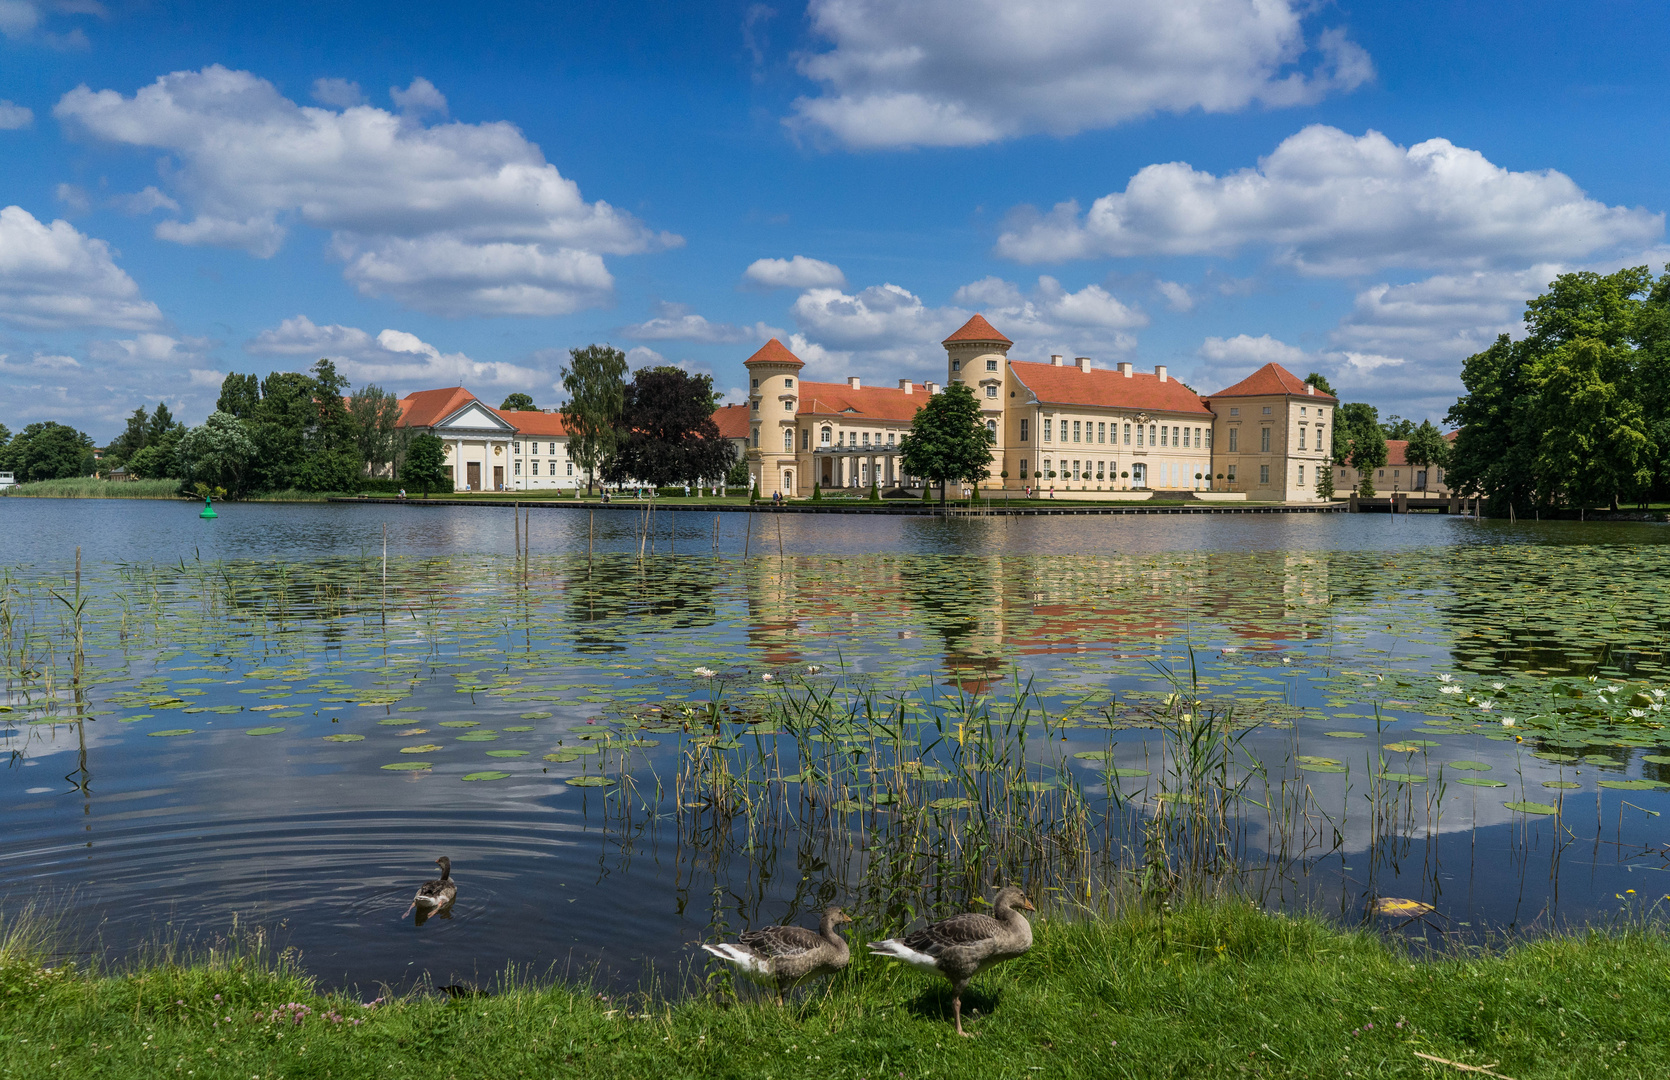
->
[1281,656,1291,665]
[761,673,774,682]
[1653,688,1666,700]
[1630,708,1647,719]
[1221,647,1239,654]
[1491,682,1505,691]
[1501,717,1515,727]
[1477,700,1495,712]
[692,666,717,678]
[806,665,822,674]
[1440,684,1463,695]
[1437,673,1453,683]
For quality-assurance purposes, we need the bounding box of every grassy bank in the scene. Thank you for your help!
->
[2,478,184,499]
[4,903,1668,1079]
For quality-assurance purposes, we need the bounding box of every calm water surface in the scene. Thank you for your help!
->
[3,497,1669,993]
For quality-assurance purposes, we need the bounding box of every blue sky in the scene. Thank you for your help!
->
[2,0,1668,440]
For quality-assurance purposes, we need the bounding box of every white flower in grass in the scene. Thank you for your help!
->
[1501,717,1515,728]
[692,666,717,678]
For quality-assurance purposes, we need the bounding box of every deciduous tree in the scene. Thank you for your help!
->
[0,422,94,481]
[176,411,258,495]
[559,345,627,494]
[1403,420,1449,493]
[403,433,449,497]
[898,382,990,503]
[603,367,733,488]
[499,393,537,411]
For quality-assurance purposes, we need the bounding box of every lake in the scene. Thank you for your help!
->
[3,497,1669,993]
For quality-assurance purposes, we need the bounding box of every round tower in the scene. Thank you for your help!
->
[941,314,1013,491]
[744,338,806,499]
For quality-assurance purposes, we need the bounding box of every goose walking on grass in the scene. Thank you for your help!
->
[701,906,852,1003]
[868,886,1035,1036]
[402,856,456,921]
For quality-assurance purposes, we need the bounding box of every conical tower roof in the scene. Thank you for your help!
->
[743,338,805,368]
[941,314,1012,346]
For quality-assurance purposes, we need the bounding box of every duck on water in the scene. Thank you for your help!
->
[403,856,457,923]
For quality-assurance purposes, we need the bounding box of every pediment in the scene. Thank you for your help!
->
[436,402,515,432]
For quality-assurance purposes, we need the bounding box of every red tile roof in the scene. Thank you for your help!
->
[743,338,806,368]
[942,314,1012,346]
[493,408,569,436]
[1207,363,1336,400]
[398,386,478,428]
[797,381,930,422]
[713,402,751,439]
[1384,439,1408,467]
[1009,361,1212,416]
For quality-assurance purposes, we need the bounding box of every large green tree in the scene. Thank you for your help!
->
[898,382,991,503]
[1338,403,1387,496]
[249,371,315,490]
[603,367,734,487]
[559,344,627,494]
[1303,372,1336,396]
[403,433,449,497]
[1530,340,1651,509]
[499,393,537,411]
[0,422,94,482]
[292,359,361,492]
[217,373,261,420]
[1403,420,1450,494]
[349,384,404,480]
[176,411,258,495]
[1379,415,1417,440]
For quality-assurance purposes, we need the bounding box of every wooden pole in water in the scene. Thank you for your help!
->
[743,510,751,559]
[713,512,719,554]
[514,501,521,556]
[776,511,783,558]
[588,509,594,572]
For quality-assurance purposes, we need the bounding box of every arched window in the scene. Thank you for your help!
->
[820,426,832,446]
[986,419,997,439]
[783,428,793,451]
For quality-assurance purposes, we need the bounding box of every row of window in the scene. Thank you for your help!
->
[513,460,574,476]
[512,441,562,455]
[949,359,1000,372]
[1028,419,1211,449]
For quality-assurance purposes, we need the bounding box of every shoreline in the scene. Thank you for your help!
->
[3,902,1666,1078]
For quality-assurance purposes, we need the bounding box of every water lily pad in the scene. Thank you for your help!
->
[322,733,364,742]
[1641,754,1670,765]
[461,771,510,782]
[397,706,427,712]
[542,751,581,763]
[1297,756,1341,766]
[1598,779,1669,791]
[1542,780,1581,790]
[1504,801,1559,815]
[456,732,498,742]
[1300,763,1348,773]
[439,720,479,728]
[1456,778,1507,788]
[503,725,535,732]
[1448,761,1492,772]
[148,729,195,737]
[567,775,615,787]
[929,797,974,810]
[1325,731,1367,739]
[245,726,285,736]
[1073,750,1112,761]
[377,718,409,726]
[400,744,443,754]
[381,762,431,771]
[1110,768,1150,777]
[1379,772,1426,783]
[486,749,529,758]
[519,711,552,720]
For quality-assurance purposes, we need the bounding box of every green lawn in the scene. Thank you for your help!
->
[4,902,1667,1078]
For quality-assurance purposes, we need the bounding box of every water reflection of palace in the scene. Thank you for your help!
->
[740,554,1333,686]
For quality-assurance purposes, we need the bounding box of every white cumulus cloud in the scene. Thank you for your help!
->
[0,205,162,330]
[0,99,32,128]
[742,255,846,290]
[788,0,1371,149]
[622,302,763,344]
[997,126,1664,275]
[245,315,542,389]
[54,65,681,316]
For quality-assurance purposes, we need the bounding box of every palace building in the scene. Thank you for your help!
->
[744,313,1338,502]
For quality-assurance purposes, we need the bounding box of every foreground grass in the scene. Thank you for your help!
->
[4,904,1667,1079]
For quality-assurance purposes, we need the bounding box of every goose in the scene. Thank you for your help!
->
[701,906,853,1003]
[868,886,1035,1036]
[402,856,457,920]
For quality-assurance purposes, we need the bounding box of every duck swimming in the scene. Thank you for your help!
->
[402,856,457,921]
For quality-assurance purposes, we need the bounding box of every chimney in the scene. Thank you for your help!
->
[899,379,913,394]
[847,376,861,389]
[1118,361,1133,378]
[1075,356,1092,373]
[1155,365,1168,383]
[1306,384,1316,396]
[926,381,939,395]
[1050,354,1063,366]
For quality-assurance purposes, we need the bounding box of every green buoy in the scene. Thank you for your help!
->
[199,495,218,519]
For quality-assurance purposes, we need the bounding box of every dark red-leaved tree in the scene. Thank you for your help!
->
[602,367,735,488]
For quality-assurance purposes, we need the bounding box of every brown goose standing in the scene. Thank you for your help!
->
[868,886,1035,1036]
[402,856,457,921]
[700,906,853,1003]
